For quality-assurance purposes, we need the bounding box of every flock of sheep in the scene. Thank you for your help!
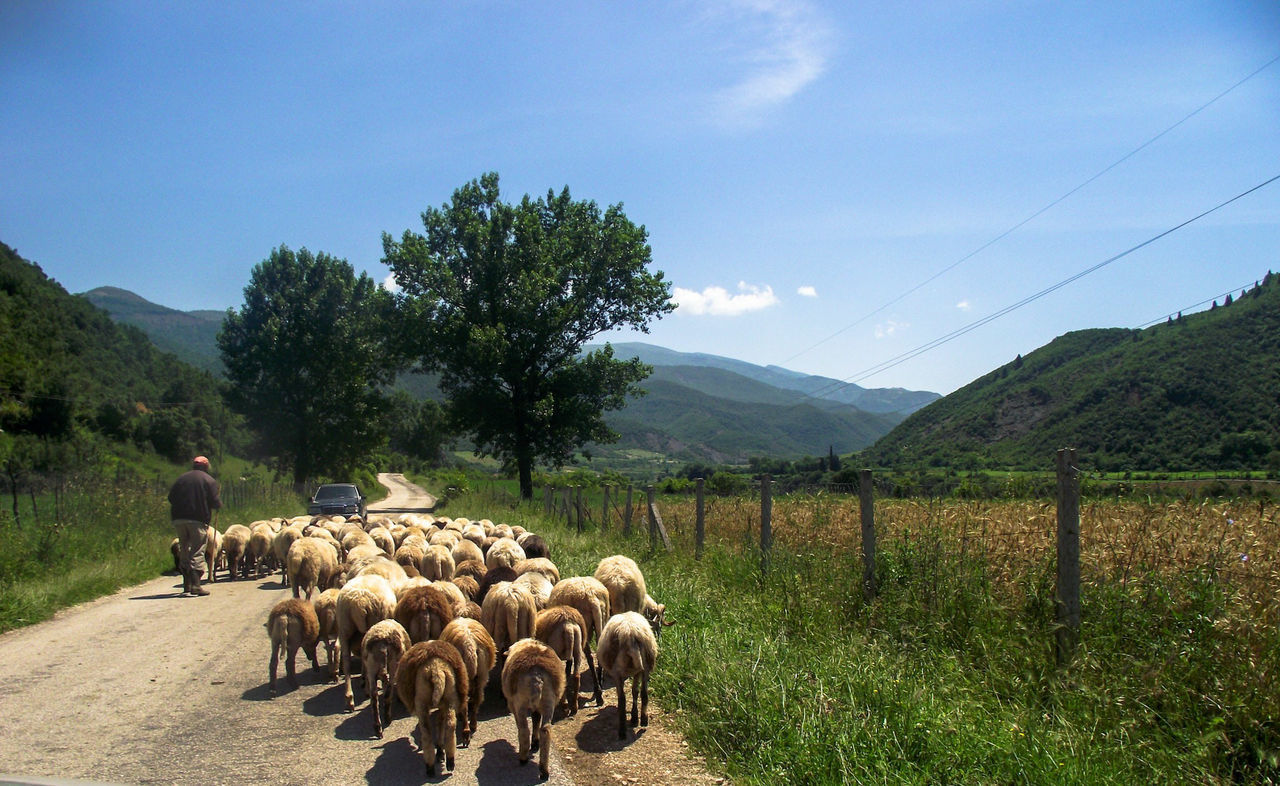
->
[189,511,671,780]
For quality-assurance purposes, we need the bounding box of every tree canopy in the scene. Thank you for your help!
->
[382,172,674,498]
[218,246,399,484]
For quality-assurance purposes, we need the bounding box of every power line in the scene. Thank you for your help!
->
[777,51,1280,369]
[803,173,1280,394]
[1135,278,1266,329]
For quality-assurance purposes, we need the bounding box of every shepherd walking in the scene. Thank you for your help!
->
[168,456,221,597]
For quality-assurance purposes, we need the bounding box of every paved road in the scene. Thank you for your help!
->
[0,473,572,786]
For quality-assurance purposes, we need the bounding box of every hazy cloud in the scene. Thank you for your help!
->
[712,0,832,121]
[955,299,971,311]
[674,281,779,315]
[797,285,817,297]
[382,272,400,294]
[874,320,908,339]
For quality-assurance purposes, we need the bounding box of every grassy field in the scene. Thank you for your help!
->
[0,469,303,633]
[447,480,1279,784]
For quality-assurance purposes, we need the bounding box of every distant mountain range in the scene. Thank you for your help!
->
[78,287,939,462]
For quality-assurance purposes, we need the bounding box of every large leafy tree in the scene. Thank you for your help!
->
[219,246,398,484]
[382,172,674,498]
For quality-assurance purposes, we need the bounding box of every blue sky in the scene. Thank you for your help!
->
[2,1,1277,395]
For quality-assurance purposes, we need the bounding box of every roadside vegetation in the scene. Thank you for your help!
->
[437,472,1280,784]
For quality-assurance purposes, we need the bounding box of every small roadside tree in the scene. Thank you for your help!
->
[382,172,674,499]
[218,246,399,484]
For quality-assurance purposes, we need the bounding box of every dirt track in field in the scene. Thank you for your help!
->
[0,473,724,786]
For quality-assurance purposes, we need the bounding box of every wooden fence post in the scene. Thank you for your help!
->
[623,486,634,536]
[1056,448,1082,665]
[760,474,772,574]
[601,485,610,535]
[860,469,877,602]
[575,486,584,533]
[543,486,552,518]
[561,487,571,523]
[646,486,657,550]
[695,477,705,560]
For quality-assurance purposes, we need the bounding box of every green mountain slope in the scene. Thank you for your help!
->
[0,244,229,464]
[80,286,225,373]
[863,275,1280,471]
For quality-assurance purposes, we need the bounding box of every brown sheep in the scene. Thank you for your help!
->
[266,598,321,695]
[312,587,341,682]
[396,640,469,777]
[393,584,455,644]
[439,617,497,745]
[362,619,411,739]
[534,605,587,716]
[501,637,566,779]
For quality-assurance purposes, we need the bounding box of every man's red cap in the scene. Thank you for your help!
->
[192,456,210,469]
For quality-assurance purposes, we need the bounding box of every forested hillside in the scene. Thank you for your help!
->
[81,286,224,374]
[0,243,234,472]
[863,273,1280,471]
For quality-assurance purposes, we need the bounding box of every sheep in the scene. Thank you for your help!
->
[349,556,409,590]
[450,538,484,567]
[594,554,646,615]
[439,617,497,745]
[534,605,587,716]
[272,525,304,586]
[368,526,396,558]
[643,593,675,640]
[547,575,610,706]
[286,537,339,600]
[169,538,181,573]
[514,571,552,610]
[454,558,487,583]
[432,579,470,618]
[480,581,537,658]
[597,611,659,740]
[205,525,223,582]
[485,538,526,571]
[247,523,276,579]
[516,532,550,560]
[393,539,427,572]
[501,637,565,779]
[266,598,321,696]
[396,640,469,777]
[514,557,560,585]
[476,564,517,605]
[420,544,456,581]
[361,618,411,739]
[451,574,480,603]
[337,573,398,712]
[220,524,252,580]
[393,584,455,644]
[312,587,341,682]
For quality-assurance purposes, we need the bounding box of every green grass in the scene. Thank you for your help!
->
[441,485,1280,785]
[0,471,301,634]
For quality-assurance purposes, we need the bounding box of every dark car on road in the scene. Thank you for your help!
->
[307,483,367,517]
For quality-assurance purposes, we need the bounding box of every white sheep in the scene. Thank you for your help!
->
[220,524,252,580]
[501,637,566,780]
[480,581,537,657]
[597,610,659,740]
[594,554,646,616]
[514,556,560,585]
[271,525,304,586]
[266,597,321,696]
[514,570,553,610]
[420,543,456,581]
[336,573,398,712]
[439,617,497,745]
[534,604,587,716]
[312,587,341,682]
[396,640,469,777]
[361,618,412,739]
[450,538,484,567]
[205,525,223,582]
[247,522,276,579]
[485,538,526,571]
[286,537,340,600]
[547,575,610,706]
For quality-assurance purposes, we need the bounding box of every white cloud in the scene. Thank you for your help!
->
[874,320,908,339]
[955,300,971,311]
[797,285,817,297]
[674,281,779,316]
[381,272,400,294]
[711,0,833,121]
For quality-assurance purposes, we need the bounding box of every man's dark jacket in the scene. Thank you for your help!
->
[168,469,222,524]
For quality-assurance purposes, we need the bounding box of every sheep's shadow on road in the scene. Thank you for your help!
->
[366,734,437,785]
[475,737,545,785]
[573,705,645,753]
[129,590,186,601]
[302,681,355,717]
